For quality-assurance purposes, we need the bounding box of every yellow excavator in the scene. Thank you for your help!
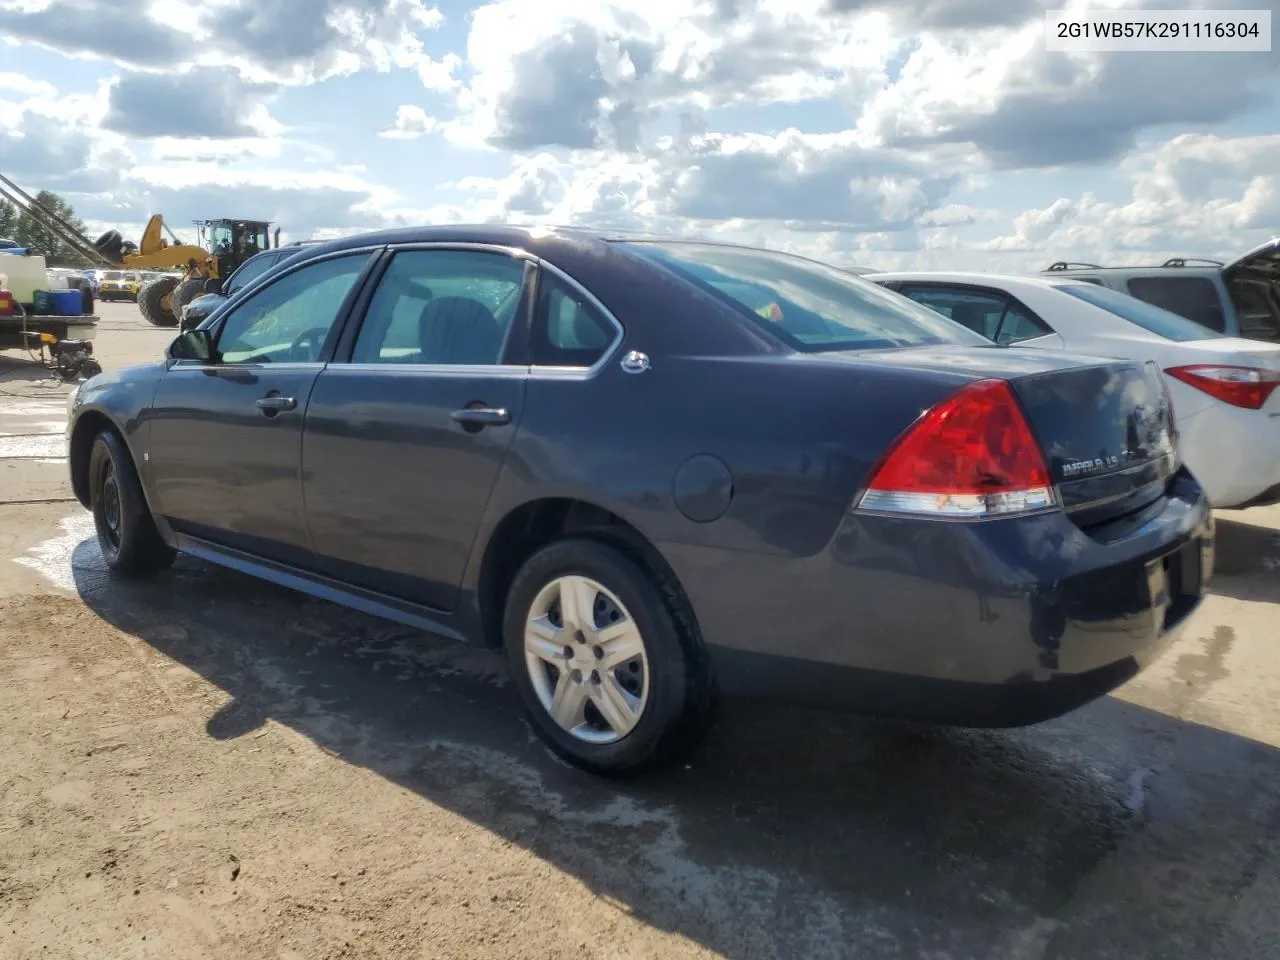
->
[0,172,281,327]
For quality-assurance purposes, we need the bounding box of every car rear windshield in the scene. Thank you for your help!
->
[624,242,990,352]
[1054,283,1224,342]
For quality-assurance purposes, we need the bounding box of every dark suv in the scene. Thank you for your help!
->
[1039,240,1280,342]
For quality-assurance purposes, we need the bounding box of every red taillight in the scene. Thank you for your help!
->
[1165,364,1280,410]
[857,379,1056,518]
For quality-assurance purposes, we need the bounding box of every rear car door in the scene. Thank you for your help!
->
[896,284,1062,346]
[301,246,532,612]
[147,250,377,567]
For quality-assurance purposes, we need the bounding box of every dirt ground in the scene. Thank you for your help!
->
[2,302,1280,959]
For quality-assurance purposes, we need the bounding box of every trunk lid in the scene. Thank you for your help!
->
[1010,359,1177,529]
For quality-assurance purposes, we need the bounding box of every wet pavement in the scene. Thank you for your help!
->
[2,303,1279,958]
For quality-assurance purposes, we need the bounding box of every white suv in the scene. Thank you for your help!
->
[1039,240,1280,342]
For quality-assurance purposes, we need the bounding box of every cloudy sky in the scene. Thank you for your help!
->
[1,0,1277,271]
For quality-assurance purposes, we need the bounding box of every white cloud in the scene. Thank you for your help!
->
[379,104,439,139]
[444,0,897,151]
[0,70,54,96]
[975,134,1280,267]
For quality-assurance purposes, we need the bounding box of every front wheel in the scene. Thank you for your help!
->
[137,276,179,327]
[89,430,175,576]
[503,538,715,777]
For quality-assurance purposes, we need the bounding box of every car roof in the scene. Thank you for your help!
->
[292,223,822,262]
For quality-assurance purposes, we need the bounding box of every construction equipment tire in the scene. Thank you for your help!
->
[171,278,205,318]
[138,276,179,327]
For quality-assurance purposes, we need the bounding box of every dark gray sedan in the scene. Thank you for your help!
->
[66,226,1213,776]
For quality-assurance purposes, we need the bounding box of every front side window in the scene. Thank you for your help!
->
[1056,283,1224,342]
[1125,276,1225,332]
[352,250,527,365]
[625,242,990,352]
[214,253,372,364]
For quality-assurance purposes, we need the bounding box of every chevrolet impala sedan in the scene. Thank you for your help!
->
[66,226,1213,776]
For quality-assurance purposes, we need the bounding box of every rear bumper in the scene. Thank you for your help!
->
[660,469,1213,726]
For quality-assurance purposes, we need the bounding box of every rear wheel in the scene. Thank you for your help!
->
[89,430,175,576]
[503,538,715,776]
[138,276,179,327]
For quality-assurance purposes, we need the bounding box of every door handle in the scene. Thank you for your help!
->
[451,406,511,427]
[255,395,296,412]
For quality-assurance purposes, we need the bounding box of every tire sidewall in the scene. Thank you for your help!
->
[88,431,148,571]
[503,538,691,774]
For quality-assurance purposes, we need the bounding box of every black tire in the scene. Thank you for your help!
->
[93,230,124,262]
[503,537,715,777]
[88,430,175,577]
[79,359,102,379]
[171,278,205,316]
[138,276,179,327]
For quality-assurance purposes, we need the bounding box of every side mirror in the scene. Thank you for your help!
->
[166,329,215,363]
[204,277,223,295]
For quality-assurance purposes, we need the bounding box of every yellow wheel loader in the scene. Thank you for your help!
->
[0,170,281,328]
[94,216,281,327]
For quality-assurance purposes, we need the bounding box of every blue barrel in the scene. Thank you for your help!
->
[50,289,82,315]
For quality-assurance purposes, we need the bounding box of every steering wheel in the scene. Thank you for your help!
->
[288,326,329,362]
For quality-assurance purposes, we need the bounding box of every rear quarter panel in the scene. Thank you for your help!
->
[476,344,1105,561]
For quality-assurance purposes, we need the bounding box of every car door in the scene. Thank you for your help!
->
[301,246,532,612]
[147,250,378,567]
[896,284,1062,347]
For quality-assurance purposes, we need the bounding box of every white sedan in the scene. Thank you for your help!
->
[866,271,1280,510]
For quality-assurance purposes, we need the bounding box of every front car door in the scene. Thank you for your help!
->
[301,246,532,611]
[146,249,378,567]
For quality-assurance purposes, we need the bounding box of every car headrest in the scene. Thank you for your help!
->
[418,296,503,365]
[948,302,988,334]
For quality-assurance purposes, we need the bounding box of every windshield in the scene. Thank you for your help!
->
[624,242,991,352]
[103,271,122,280]
[1055,283,1224,341]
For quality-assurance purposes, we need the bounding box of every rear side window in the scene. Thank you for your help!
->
[1055,283,1224,341]
[625,243,990,352]
[1126,276,1225,332]
[531,274,617,367]
[351,250,527,365]
[898,286,1051,344]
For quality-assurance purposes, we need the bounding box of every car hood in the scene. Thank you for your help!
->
[1223,238,1280,281]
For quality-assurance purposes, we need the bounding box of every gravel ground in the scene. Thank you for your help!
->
[2,302,1279,959]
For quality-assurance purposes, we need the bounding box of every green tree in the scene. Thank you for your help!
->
[13,190,91,266]
[0,199,17,241]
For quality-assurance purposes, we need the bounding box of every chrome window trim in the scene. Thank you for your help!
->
[528,257,625,378]
[333,244,627,378]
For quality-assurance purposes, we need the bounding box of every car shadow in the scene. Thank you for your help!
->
[72,538,1280,959]
[1207,515,1280,604]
